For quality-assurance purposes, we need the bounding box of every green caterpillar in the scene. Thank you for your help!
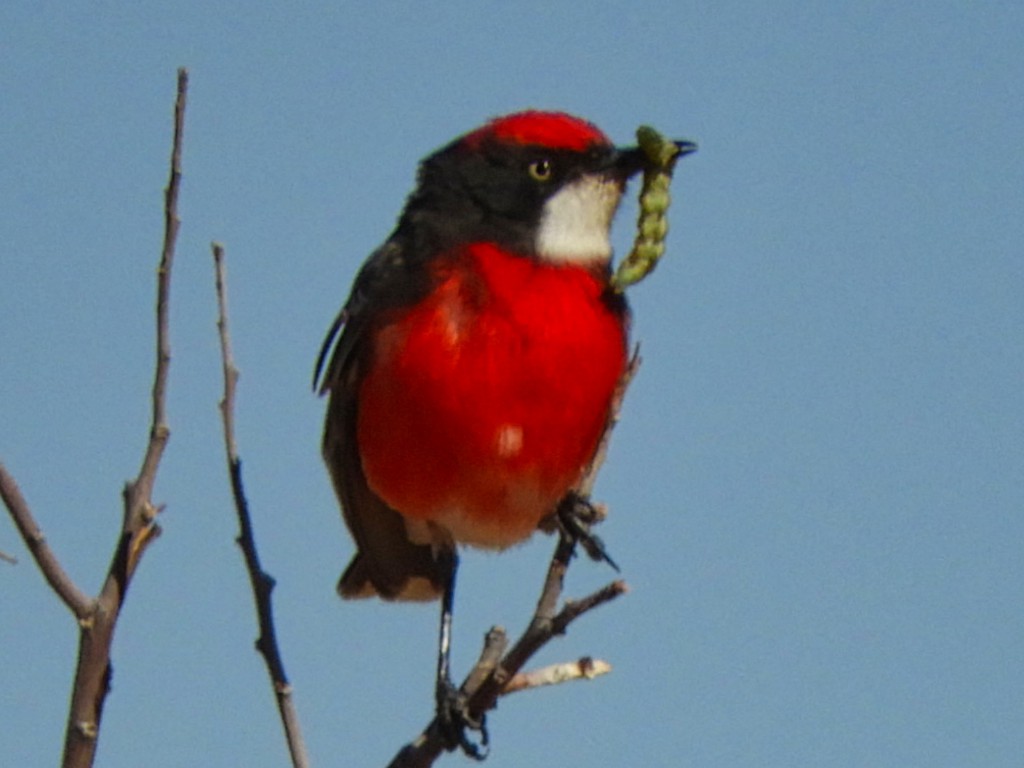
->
[611,125,695,292]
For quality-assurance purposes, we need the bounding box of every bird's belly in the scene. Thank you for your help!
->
[356,244,627,548]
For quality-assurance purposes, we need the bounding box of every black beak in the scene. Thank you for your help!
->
[608,139,698,179]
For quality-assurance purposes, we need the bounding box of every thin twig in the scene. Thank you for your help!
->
[133,68,184,491]
[0,464,92,615]
[0,547,17,565]
[501,656,613,695]
[460,627,508,700]
[59,67,187,768]
[212,242,311,768]
[386,354,641,767]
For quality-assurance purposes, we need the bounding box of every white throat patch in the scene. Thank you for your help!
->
[536,174,623,265]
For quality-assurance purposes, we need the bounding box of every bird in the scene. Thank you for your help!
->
[314,110,696,750]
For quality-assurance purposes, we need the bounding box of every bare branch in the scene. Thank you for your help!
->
[460,627,508,700]
[387,543,627,767]
[463,567,627,721]
[128,66,185,507]
[1,68,186,768]
[0,548,17,565]
[213,243,240,464]
[60,68,188,768]
[213,242,311,768]
[0,464,92,616]
[502,656,613,695]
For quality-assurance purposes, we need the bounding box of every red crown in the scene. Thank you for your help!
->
[464,110,610,152]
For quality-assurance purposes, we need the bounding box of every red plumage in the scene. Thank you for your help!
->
[357,241,627,549]
[463,111,610,152]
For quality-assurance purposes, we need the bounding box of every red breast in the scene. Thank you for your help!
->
[356,241,627,548]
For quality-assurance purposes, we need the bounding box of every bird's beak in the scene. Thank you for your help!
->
[607,139,698,179]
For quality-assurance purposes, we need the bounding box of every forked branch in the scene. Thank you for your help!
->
[0,68,188,768]
[0,466,93,618]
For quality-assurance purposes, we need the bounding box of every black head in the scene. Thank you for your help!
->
[399,112,634,263]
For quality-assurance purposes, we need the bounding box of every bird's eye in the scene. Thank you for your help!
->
[527,158,553,181]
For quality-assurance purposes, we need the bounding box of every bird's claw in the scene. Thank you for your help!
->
[436,680,489,760]
[556,492,620,571]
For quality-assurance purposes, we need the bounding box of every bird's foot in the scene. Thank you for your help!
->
[436,679,489,760]
[556,492,619,571]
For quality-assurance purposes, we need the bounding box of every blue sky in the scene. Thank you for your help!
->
[2,3,1022,766]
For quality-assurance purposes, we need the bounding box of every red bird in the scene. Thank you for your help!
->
[315,110,695,750]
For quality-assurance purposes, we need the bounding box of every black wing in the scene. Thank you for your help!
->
[316,239,450,601]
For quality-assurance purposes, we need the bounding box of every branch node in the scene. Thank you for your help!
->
[491,666,511,688]
[74,721,98,740]
[126,522,162,575]
[0,463,94,618]
[140,501,161,524]
[579,656,601,678]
